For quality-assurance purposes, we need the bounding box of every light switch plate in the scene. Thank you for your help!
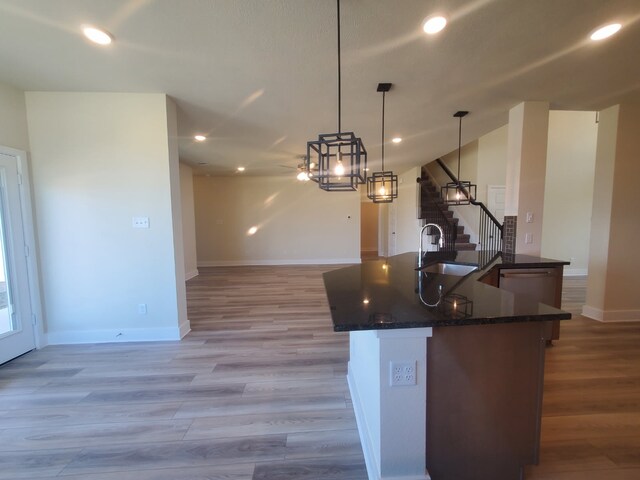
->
[132,217,149,229]
[525,233,533,244]
[526,212,534,223]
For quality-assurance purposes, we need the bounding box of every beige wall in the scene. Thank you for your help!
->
[194,175,361,265]
[25,92,187,343]
[394,166,421,254]
[541,111,597,274]
[476,125,508,204]
[179,163,198,279]
[0,82,30,152]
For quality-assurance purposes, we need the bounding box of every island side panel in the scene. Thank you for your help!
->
[426,321,549,480]
[348,328,432,480]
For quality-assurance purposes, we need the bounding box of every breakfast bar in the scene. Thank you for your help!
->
[323,251,571,480]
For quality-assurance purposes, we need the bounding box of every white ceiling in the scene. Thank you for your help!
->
[0,0,639,176]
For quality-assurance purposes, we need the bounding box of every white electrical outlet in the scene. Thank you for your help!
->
[525,233,533,244]
[390,361,417,386]
[138,303,147,315]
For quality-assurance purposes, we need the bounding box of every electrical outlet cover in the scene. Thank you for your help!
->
[390,361,417,386]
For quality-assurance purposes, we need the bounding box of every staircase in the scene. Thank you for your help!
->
[418,172,477,251]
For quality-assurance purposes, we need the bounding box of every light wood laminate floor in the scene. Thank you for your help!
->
[0,269,638,479]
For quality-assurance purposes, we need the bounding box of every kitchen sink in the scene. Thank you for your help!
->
[420,262,478,277]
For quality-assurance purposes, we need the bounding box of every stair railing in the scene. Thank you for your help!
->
[434,158,503,252]
[416,178,457,252]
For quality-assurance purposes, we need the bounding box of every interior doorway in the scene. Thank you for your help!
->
[360,202,379,260]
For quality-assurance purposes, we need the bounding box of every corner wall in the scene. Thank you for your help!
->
[194,175,360,265]
[179,163,198,279]
[25,92,187,343]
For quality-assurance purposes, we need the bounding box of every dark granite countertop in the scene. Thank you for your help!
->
[323,251,572,332]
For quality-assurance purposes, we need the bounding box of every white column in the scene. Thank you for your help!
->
[584,93,640,322]
[348,327,433,480]
[505,101,550,255]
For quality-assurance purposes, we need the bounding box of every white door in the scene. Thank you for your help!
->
[388,203,397,256]
[487,185,506,224]
[0,150,36,364]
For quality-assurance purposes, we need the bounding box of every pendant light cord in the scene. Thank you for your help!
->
[457,114,462,180]
[381,91,385,171]
[337,0,341,134]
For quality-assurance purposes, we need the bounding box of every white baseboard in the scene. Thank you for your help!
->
[564,268,588,276]
[178,320,191,338]
[185,269,199,281]
[198,258,361,267]
[582,305,640,322]
[46,326,184,345]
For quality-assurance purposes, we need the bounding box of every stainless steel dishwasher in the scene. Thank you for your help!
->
[499,268,558,306]
[499,267,562,342]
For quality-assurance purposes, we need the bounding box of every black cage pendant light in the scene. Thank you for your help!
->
[441,111,477,205]
[305,0,367,191]
[367,83,398,203]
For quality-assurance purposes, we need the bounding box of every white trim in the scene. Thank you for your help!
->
[46,327,184,345]
[564,268,588,276]
[185,269,199,280]
[582,305,640,322]
[198,258,361,267]
[178,320,191,338]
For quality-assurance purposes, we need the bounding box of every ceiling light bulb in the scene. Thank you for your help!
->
[379,185,387,196]
[363,299,370,305]
[423,16,447,35]
[247,226,258,235]
[297,171,310,181]
[590,23,622,41]
[334,161,345,176]
[194,135,206,142]
[456,191,461,200]
[82,26,113,45]
[392,137,402,144]
[237,166,245,172]
[309,162,316,169]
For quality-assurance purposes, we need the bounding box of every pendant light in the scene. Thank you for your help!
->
[305,0,367,191]
[367,83,398,203]
[441,111,477,205]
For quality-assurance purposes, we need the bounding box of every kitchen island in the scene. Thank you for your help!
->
[323,251,571,480]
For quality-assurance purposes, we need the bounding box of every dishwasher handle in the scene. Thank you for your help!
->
[500,271,553,279]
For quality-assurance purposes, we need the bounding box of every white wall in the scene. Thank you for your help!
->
[541,111,597,274]
[25,92,187,343]
[394,166,421,254]
[476,125,508,204]
[194,175,361,265]
[179,163,198,279]
[0,82,30,152]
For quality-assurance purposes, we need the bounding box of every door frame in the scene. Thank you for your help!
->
[0,145,44,351]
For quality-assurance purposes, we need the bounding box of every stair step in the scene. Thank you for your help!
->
[456,234,470,243]
[455,243,477,251]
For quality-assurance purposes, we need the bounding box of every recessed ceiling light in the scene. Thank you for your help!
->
[392,137,402,144]
[590,23,622,41]
[237,166,245,172]
[247,226,258,235]
[422,16,447,35]
[82,25,113,45]
[194,135,206,142]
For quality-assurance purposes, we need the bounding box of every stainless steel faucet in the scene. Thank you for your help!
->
[418,223,444,267]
